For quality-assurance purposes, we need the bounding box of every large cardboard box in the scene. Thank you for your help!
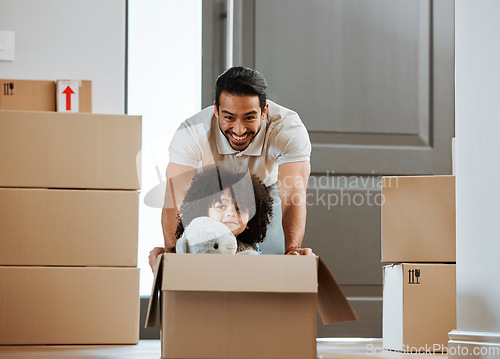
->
[146,254,358,359]
[0,188,138,266]
[0,266,140,345]
[383,263,456,353]
[0,110,141,189]
[381,176,456,263]
[0,79,56,111]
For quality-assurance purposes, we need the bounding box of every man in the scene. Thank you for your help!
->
[149,66,312,270]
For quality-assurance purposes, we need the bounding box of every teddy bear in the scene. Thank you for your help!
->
[175,217,258,255]
[175,217,237,254]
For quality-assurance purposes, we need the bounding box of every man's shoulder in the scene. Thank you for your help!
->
[266,100,302,127]
[175,106,216,140]
[265,100,310,155]
[266,100,306,136]
[169,106,215,164]
[183,105,215,127]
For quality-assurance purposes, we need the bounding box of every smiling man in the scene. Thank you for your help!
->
[217,94,262,151]
[149,67,312,270]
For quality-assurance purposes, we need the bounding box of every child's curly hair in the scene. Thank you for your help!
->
[175,166,273,245]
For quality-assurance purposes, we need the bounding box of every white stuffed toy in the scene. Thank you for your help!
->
[175,216,259,255]
[175,217,237,254]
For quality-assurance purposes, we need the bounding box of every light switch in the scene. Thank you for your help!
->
[0,31,15,61]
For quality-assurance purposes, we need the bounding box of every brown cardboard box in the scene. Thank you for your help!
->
[0,80,56,111]
[0,80,91,113]
[0,110,141,189]
[0,266,140,345]
[146,254,358,359]
[383,263,456,353]
[381,176,456,263]
[0,188,138,266]
[56,80,92,113]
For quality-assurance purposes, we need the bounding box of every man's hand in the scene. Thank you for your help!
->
[284,246,315,256]
[148,247,167,272]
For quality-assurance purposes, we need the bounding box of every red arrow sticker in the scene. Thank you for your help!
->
[62,85,75,111]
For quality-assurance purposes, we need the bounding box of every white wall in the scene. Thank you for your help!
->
[0,0,126,114]
[455,0,500,333]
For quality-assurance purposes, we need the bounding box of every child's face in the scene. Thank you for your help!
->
[208,189,250,237]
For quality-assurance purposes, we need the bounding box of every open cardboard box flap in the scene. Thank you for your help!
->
[316,256,359,324]
[146,253,358,328]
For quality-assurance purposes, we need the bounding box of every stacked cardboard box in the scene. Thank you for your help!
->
[0,79,92,112]
[381,176,456,353]
[0,110,142,345]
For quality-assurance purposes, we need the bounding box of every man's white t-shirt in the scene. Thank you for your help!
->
[169,100,311,186]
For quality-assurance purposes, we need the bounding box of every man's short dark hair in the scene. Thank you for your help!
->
[214,66,268,111]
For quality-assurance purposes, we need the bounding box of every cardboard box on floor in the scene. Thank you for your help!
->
[146,254,358,359]
[0,266,140,345]
[0,79,56,111]
[383,263,456,353]
[56,80,92,113]
[0,188,138,267]
[0,110,141,189]
[381,176,456,263]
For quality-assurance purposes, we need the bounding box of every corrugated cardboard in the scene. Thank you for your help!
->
[0,110,141,189]
[381,176,456,263]
[146,254,358,359]
[0,188,138,266]
[0,266,140,345]
[383,263,456,353]
[56,80,92,113]
[0,79,56,111]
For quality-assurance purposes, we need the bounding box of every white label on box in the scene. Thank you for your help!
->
[57,80,79,112]
[383,265,404,351]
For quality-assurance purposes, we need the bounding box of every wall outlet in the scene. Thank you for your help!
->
[0,31,15,61]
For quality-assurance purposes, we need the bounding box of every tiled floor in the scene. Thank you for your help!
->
[0,339,448,358]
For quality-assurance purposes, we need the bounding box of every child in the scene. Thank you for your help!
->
[175,166,273,254]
